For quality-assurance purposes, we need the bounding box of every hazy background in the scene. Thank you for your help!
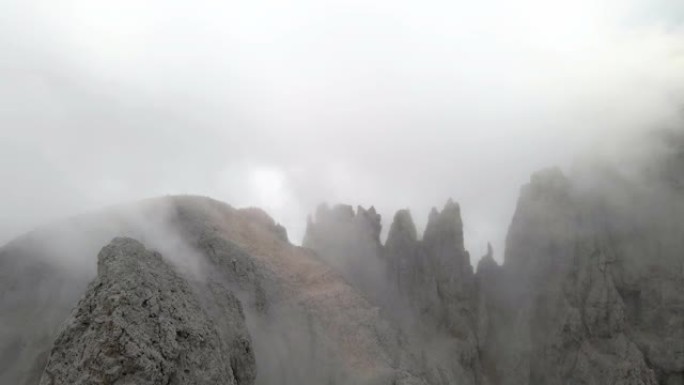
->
[1,0,683,262]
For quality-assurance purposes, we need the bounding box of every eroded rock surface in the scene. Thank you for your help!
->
[483,168,660,385]
[476,137,684,384]
[39,237,255,385]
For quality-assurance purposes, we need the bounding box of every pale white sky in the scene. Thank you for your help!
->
[1,0,683,261]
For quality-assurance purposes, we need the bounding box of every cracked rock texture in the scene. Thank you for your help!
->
[482,143,684,385]
[482,168,660,385]
[39,237,255,385]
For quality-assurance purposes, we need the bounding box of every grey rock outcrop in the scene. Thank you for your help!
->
[385,210,421,301]
[305,201,483,385]
[421,200,476,335]
[406,202,481,385]
[481,168,659,385]
[303,132,684,385]
[39,237,255,385]
[478,157,684,385]
[302,203,386,302]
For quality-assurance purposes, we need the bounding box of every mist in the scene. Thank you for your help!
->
[2,0,684,262]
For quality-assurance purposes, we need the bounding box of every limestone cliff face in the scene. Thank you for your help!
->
[421,200,476,335]
[303,141,684,385]
[483,168,658,385]
[481,157,684,385]
[39,237,255,385]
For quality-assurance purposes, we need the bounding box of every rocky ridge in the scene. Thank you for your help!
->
[39,237,255,385]
[303,136,684,385]
[2,133,684,385]
[304,200,482,385]
[0,196,426,385]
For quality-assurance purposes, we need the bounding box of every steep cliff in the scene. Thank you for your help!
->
[482,168,659,385]
[303,133,684,385]
[483,158,684,385]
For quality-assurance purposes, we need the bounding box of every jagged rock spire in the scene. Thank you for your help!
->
[387,209,418,244]
[423,199,470,277]
[476,243,498,275]
[386,209,420,294]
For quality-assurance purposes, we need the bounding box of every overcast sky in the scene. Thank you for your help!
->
[1,0,684,261]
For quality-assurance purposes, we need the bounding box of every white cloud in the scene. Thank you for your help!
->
[1,0,683,260]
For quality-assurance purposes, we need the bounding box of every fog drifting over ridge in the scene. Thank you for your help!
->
[1,0,683,261]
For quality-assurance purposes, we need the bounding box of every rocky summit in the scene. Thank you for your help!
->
[1,137,684,385]
[39,237,255,385]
